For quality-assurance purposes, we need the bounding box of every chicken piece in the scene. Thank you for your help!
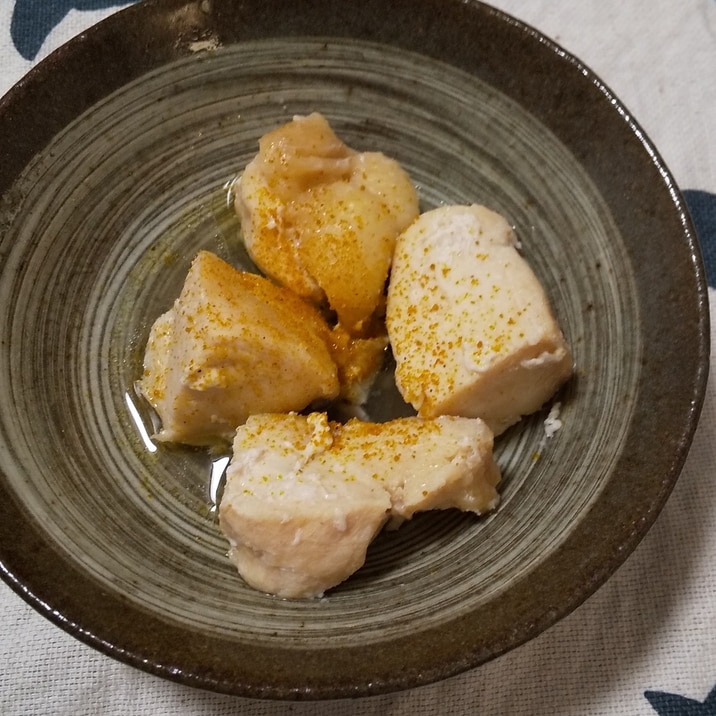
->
[139,251,339,446]
[327,322,388,405]
[386,204,572,435]
[220,413,392,599]
[234,112,420,334]
[219,412,500,598]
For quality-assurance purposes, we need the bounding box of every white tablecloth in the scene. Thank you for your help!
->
[2,1,715,714]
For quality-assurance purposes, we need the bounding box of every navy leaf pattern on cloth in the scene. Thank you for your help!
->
[10,0,136,60]
[683,190,716,289]
[645,684,716,715]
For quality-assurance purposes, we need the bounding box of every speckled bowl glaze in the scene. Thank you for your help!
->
[0,0,709,700]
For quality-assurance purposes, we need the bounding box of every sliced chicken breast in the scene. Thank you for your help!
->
[386,204,572,435]
[139,251,339,445]
[219,412,500,598]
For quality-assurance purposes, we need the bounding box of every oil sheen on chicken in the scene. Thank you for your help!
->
[234,112,420,335]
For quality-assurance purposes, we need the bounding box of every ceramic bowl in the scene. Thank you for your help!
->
[0,0,709,700]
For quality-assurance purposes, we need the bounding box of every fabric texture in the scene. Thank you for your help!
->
[1,0,715,714]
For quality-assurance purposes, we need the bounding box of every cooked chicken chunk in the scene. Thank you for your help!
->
[234,112,420,334]
[386,204,572,435]
[139,251,339,445]
[219,412,500,598]
[326,323,388,405]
